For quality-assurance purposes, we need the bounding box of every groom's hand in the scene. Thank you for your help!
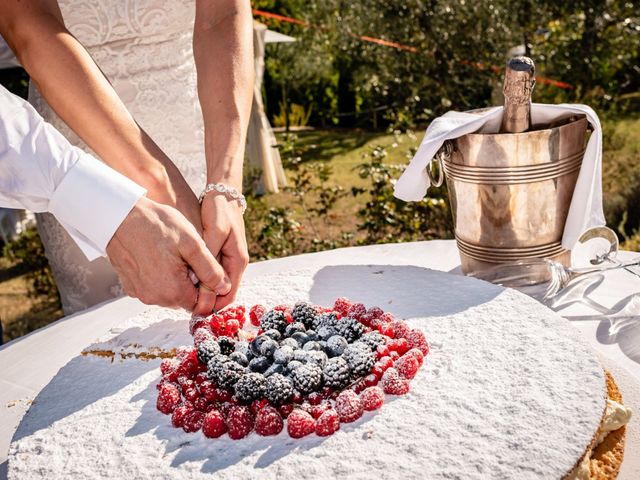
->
[106,197,231,314]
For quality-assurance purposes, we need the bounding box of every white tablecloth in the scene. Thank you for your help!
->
[1,240,639,478]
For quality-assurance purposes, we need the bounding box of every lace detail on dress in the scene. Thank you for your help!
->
[30,0,206,313]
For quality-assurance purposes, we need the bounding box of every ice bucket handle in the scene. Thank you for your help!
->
[427,140,453,187]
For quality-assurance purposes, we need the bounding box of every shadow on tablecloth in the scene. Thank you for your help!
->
[309,265,502,318]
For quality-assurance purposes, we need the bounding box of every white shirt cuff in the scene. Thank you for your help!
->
[48,156,146,261]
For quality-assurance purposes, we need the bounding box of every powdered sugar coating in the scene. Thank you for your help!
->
[9,266,605,479]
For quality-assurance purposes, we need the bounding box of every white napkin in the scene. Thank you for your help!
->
[394,103,605,249]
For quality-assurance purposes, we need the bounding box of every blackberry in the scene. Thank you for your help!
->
[264,373,294,406]
[229,351,249,367]
[285,322,307,337]
[343,342,376,377]
[360,331,387,351]
[323,357,351,389]
[312,312,339,331]
[208,358,245,390]
[260,310,288,334]
[234,373,267,404]
[290,364,323,393]
[196,339,221,365]
[291,302,318,328]
[217,336,236,356]
[325,335,348,357]
[334,317,365,343]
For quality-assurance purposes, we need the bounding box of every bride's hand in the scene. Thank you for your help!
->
[201,192,249,311]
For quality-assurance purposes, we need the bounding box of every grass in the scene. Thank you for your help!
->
[0,257,63,344]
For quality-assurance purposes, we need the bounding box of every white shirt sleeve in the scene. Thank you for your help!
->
[0,85,146,260]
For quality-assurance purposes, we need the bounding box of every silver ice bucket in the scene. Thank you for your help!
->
[432,113,589,275]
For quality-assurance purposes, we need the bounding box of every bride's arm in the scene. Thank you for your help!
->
[0,0,201,228]
[193,0,254,309]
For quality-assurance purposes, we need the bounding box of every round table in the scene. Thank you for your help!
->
[1,240,639,479]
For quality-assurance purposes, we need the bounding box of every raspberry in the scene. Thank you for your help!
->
[160,358,179,376]
[255,405,284,436]
[209,314,225,336]
[351,378,367,394]
[406,329,430,355]
[347,303,366,320]
[183,387,200,403]
[307,392,323,406]
[249,399,269,416]
[394,355,419,379]
[157,383,181,415]
[287,409,315,438]
[171,403,193,427]
[193,326,214,346]
[273,304,291,313]
[214,387,232,403]
[405,348,425,365]
[278,403,294,418]
[315,409,340,436]
[380,312,395,323]
[308,402,331,419]
[194,396,210,412]
[367,306,384,319]
[364,374,378,387]
[182,410,205,433]
[360,386,385,411]
[203,409,227,438]
[335,390,364,423]
[390,320,410,339]
[249,305,266,327]
[195,372,209,385]
[225,319,240,336]
[333,297,351,316]
[226,405,254,440]
[378,322,395,338]
[189,315,209,335]
[381,368,410,395]
[376,344,390,359]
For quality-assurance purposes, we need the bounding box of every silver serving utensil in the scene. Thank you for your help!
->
[470,256,640,302]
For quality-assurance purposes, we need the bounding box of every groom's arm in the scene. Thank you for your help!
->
[0,86,230,313]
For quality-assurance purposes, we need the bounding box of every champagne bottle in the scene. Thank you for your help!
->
[501,56,536,133]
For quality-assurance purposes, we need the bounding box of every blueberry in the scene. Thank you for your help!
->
[317,326,336,341]
[250,335,270,356]
[285,322,306,337]
[264,363,285,377]
[249,355,270,373]
[287,360,304,372]
[291,331,309,346]
[326,335,348,357]
[306,350,328,368]
[293,349,308,362]
[305,329,319,342]
[229,351,249,367]
[303,341,322,352]
[280,338,299,349]
[263,329,282,342]
[259,338,279,358]
[274,345,295,365]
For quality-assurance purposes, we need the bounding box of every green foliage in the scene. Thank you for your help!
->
[273,102,313,127]
[258,0,639,129]
[3,227,61,305]
[352,144,453,244]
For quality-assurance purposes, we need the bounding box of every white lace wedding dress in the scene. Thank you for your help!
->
[29,1,206,314]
